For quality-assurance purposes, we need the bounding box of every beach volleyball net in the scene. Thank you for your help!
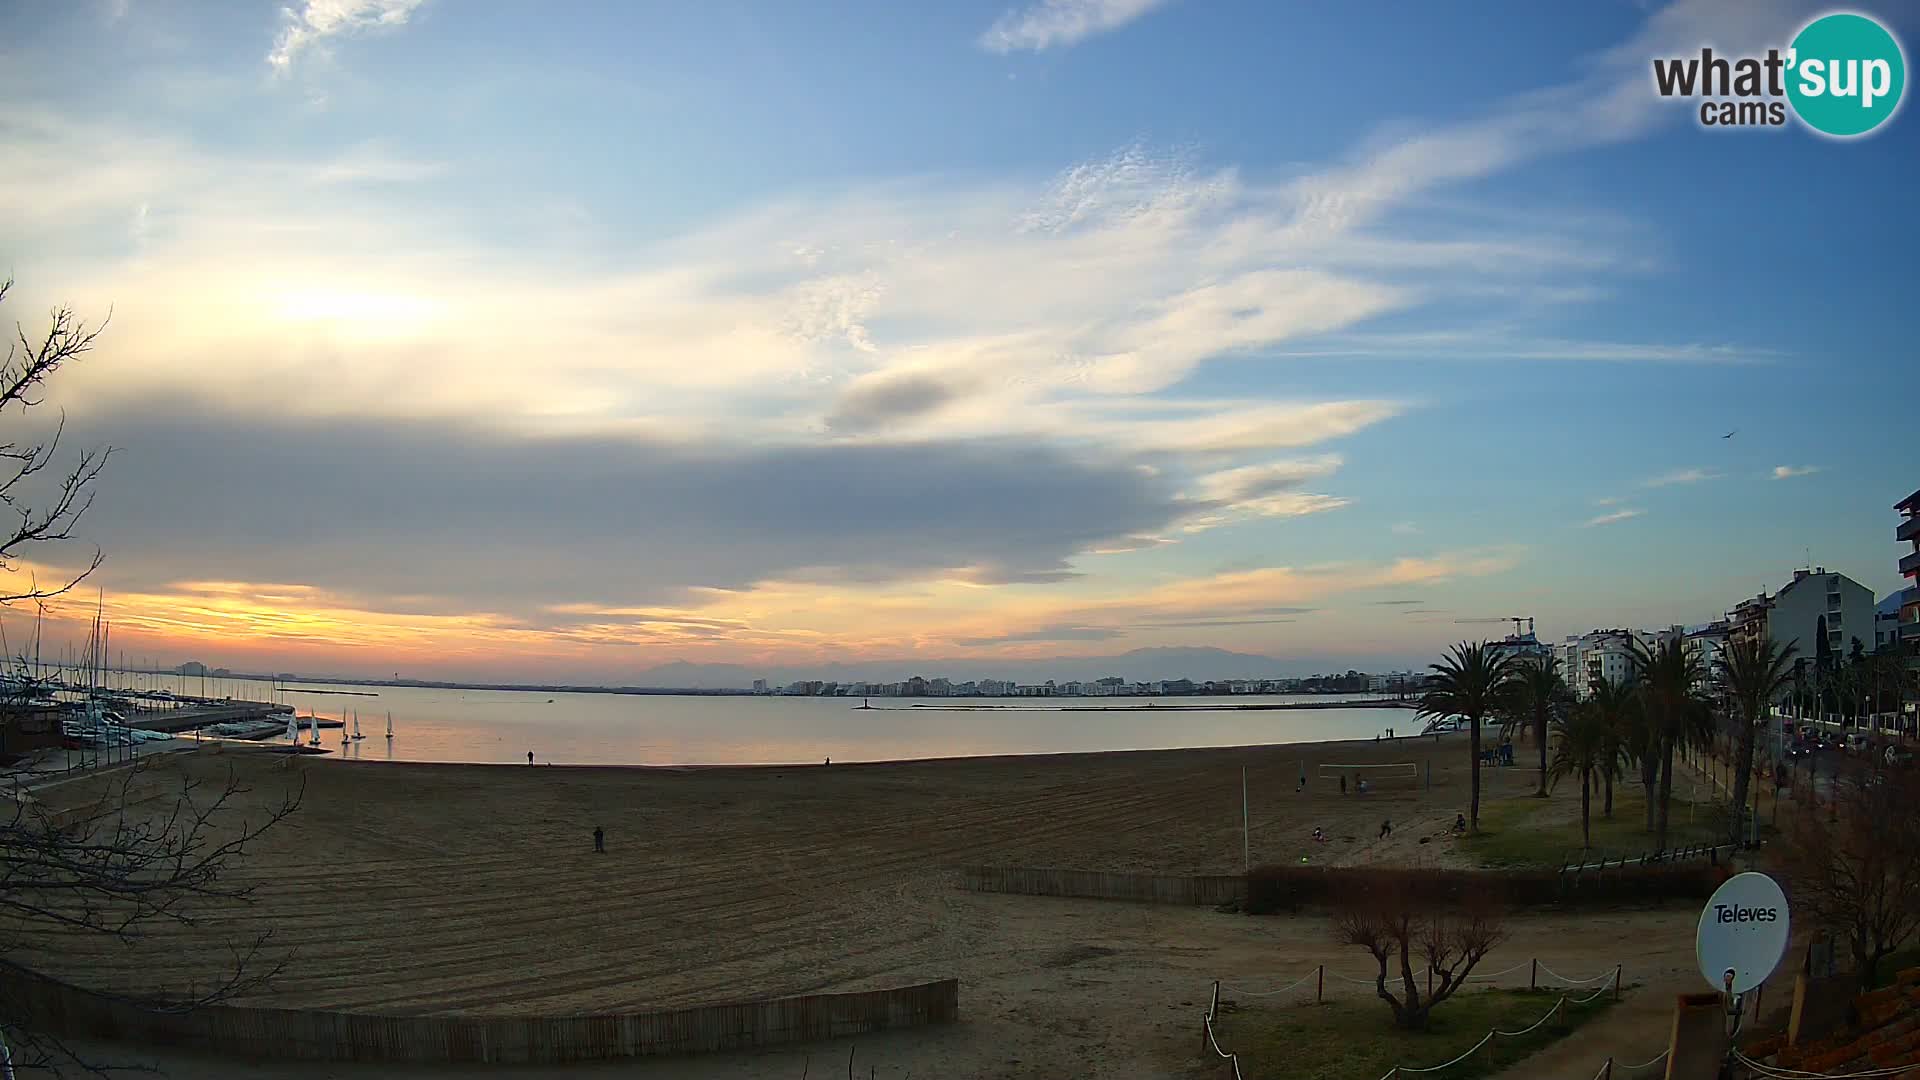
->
[1315,762,1419,790]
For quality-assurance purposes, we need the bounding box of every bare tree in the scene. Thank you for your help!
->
[2,762,303,1073]
[1779,769,1920,989]
[0,279,114,606]
[0,280,301,1074]
[1330,873,1508,1030]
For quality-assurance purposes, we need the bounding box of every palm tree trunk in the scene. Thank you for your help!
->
[1469,711,1482,831]
[1536,714,1548,797]
[1603,770,1614,818]
[1642,755,1658,831]
[1656,737,1675,850]
[1581,769,1592,850]
[1730,711,1755,847]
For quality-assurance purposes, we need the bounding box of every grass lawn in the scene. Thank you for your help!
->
[1211,986,1619,1080]
[1466,782,1731,869]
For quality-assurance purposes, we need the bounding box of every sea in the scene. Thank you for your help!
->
[86,670,1413,766]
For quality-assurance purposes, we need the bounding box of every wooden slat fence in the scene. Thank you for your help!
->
[7,962,957,1064]
[958,865,1245,905]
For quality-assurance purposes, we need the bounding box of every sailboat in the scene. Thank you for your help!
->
[385,711,393,739]
[286,715,299,743]
[352,711,365,740]
[307,713,320,746]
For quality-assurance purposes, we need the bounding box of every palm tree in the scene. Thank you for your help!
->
[1418,641,1518,833]
[1507,654,1571,797]
[1715,636,1798,847]
[1583,676,1638,819]
[1628,635,1711,851]
[1548,699,1610,850]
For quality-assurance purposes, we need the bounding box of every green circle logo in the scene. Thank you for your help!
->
[1787,13,1906,137]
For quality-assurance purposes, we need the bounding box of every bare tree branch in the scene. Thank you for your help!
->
[0,277,299,1075]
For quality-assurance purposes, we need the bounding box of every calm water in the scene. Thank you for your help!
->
[81,669,1411,765]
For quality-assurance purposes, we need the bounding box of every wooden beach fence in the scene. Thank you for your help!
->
[958,865,1246,906]
[9,962,958,1064]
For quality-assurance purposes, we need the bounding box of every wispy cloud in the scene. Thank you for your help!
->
[1370,599,1424,607]
[956,624,1125,646]
[1582,508,1645,528]
[1642,467,1719,488]
[1771,465,1821,480]
[1391,521,1421,536]
[269,0,427,72]
[1593,496,1622,506]
[979,0,1172,53]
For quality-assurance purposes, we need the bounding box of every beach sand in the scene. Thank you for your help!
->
[18,731,1706,1078]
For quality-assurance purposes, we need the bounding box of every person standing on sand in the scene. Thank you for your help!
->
[527,751,534,766]
[593,825,605,853]
[1339,774,1347,795]
[1379,819,1391,839]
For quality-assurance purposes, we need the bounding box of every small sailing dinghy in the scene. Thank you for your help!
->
[352,711,365,740]
[385,711,393,739]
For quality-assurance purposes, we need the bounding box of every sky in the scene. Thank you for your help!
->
[0,0,1913,683]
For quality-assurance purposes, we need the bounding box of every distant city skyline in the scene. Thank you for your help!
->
[0,0,1912,682]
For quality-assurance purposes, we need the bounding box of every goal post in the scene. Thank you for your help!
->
[1315,762,1419,790]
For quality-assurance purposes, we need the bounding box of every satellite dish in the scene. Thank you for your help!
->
[1696,872,1790,995]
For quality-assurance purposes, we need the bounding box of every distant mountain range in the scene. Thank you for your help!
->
[629,647,1404,690]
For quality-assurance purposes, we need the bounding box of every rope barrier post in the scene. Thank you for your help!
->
[1317,964,1324,1004]
[1613,964,1622,1001]
[1603,1056,1612,1080]
[1530,958,1538,991]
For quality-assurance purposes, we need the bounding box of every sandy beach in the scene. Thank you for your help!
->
[16,732,1716,1078]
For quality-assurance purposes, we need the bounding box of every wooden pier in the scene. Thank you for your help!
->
[129,701,296,735]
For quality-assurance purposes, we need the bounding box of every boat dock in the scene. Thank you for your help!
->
[129,700,297,735]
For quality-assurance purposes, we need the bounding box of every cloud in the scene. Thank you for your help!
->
[1176,455,1353,531]
[1642,467,1719,488]
[979,0,1172,53]
[1370,599,1424,606]
[269,0,427,72]
[825,370,972,433]
[1274,334,1770,365]
[947,549,1521,648]
[1193,456,1342,503]
[955,624,1125,646]
[1088,535,1174,555]
[1452,617,1513,625]
[69,404,1194,614]
[1771,465,1821,480]
[1582,508,1646,527]
[1593,496,1622,506]
[1391,521,1421,536]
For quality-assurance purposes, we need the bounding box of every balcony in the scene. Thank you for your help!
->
[1903,550,1920,577]
[1901,514,1920,544]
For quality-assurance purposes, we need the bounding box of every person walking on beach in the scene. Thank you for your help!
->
[593,825,605,853]
[1379,818,1392,839]
[527,751,535,766]
[1339,774,1347,795]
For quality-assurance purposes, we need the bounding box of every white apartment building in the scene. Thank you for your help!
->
[1556,629,1646,700]
[1730,566,1877,663]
